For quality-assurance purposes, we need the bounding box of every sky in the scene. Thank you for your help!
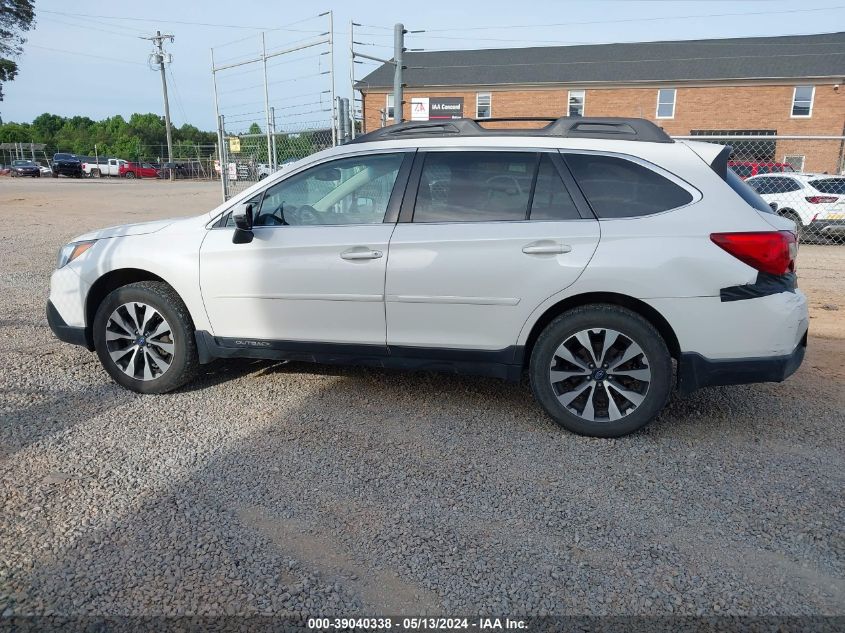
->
[2,0,844,133]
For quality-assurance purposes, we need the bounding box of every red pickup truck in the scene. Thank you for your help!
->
[119,161,161,179]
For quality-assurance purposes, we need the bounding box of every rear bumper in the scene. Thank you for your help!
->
[677,330,807,395]
[810,219,845,235]
[47,300,92,349]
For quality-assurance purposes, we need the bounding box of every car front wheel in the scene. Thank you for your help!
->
[529,304,672,437]
[93,281,199,394]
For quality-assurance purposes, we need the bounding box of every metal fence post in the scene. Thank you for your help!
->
[218,114,229,200]
[261,32,273,171]
[328,11,337,146]
[270,106,277,172]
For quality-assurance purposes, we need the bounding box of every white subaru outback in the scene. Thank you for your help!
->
[47,117,808,437]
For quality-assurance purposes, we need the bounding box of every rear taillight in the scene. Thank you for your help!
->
[710,231,797,275]
[805,196,838,204]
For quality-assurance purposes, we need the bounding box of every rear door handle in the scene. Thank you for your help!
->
[522,241,572,255]
[341,248,383,260]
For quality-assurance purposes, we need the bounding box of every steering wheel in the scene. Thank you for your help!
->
[286,204,320,226]
[485,175,523,195]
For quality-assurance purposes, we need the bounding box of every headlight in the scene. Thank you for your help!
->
[57,241,96,268]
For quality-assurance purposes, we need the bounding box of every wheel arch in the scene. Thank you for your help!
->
[520,292,681,366]
[84,268,170,344]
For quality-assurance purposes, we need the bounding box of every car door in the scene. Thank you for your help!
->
[385,149,600,353]
[200,150,412,347]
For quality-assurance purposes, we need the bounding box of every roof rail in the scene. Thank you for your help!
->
[349,116,673,144]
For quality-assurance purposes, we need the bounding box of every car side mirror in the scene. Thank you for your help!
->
[232,202,254,244]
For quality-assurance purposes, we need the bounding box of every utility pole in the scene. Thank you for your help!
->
[351,22,413,130]
[144,31,175,177]
[393,23,404,123]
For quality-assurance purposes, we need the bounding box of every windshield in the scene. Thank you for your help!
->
[12,160,34,166]
[727,170,773,214]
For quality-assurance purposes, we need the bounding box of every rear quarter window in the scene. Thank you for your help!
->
[727,171,773,214]
[564,153,693,218]
[809,178,845,195]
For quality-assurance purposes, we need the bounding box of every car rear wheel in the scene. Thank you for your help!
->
[124,172,135,179]
[93,281,199,394]
[529,304,672,437]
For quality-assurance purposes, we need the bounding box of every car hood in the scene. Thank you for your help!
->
[72,219,175,242]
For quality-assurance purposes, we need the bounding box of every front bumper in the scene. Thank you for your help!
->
[46,300,92,349]
[677,330,807,395]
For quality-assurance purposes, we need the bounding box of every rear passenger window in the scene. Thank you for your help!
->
[413,152,535,222]
[529,155,580,221]
[564,153,693,218]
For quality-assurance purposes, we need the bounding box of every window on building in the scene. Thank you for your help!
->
[564,153,693,218]
[476,92,492,119]
[791,86,814,117]
[656,88,676,119]
[413,151,536,222]
[386,94,395,121]
[784,155,805,172]
[568,90,585,117]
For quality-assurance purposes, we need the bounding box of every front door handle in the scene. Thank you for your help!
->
[522,241,572,255]
[341,248,383,260]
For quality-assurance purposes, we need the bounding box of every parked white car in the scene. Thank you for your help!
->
[47,117,808,437]
[745,173,845,240]
[82,158,127,178]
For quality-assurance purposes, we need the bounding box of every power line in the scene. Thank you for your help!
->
[167,67,189,124]
[39,8,324,32]
[38,15,141,38]
[26,44,147,65]
[420,5,845,32]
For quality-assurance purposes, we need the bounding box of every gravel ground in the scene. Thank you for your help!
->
[1,178,844,619]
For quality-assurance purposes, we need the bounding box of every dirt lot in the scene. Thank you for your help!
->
[1,178,843,620]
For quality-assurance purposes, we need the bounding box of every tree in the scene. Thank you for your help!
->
[0,0,35,101]
[248,122,262,135]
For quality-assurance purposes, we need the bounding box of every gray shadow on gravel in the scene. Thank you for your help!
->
[5,362,845,618]
[0,387,126,459]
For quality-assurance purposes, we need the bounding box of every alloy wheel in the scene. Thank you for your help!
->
[104,302,175,381]
[549,328,651,422]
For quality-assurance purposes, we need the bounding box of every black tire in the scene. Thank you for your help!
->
[93,281,199,394]
[529,304,672,437]
[124,171,136,179]
[52,170,58,178]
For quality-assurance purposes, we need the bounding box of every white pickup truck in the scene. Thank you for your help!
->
[82,158,126,178]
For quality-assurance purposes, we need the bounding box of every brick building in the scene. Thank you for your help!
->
[357,32,845,172]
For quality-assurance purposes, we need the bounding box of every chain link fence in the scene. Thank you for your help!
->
[210,13,341,200]
[217,123,333,198]
[676,135,845,245]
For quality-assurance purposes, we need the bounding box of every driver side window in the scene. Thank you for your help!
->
[253,152,405,227]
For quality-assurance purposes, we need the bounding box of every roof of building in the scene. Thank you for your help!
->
[357,31,845,90]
